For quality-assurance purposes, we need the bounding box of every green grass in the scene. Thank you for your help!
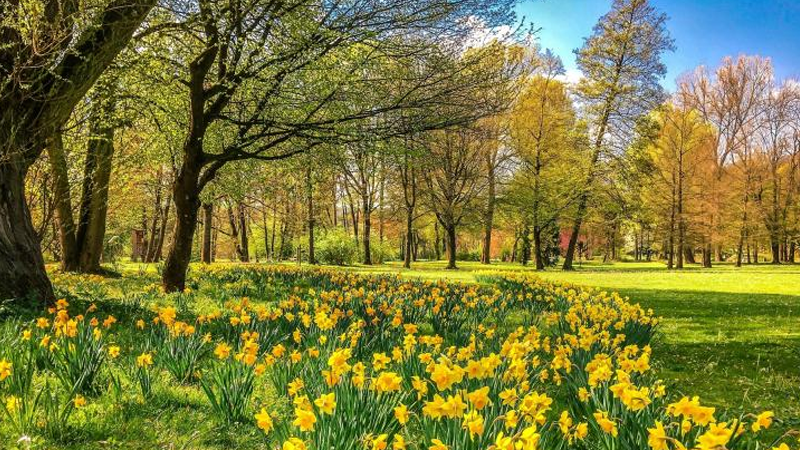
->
[317,259,800,426]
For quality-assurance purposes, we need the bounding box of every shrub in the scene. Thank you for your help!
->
[316,228,358,266]
[369,240,397,264]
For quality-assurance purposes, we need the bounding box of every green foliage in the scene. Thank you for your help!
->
[50,320,106,395]
[200,359,256,425]
[152,328,209,384]
[368,239,397,264]
[317,228,359,266]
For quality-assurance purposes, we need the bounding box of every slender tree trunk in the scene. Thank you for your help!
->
[227,204,242,261]
[433,221,441,261]
[47,131,80,271]
[270,208,277,261]
[238,203,249,262]
[306,167,316,264]
[563,107,611,270]
[154,195,170,262]
[144,172,162,263]
[261,205,269,262]
[362,194,372,265]
[404,209,413,269]
[201,203,213,263]
[481,161,496,265]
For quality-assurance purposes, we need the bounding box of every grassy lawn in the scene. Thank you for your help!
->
[318,259,800,425]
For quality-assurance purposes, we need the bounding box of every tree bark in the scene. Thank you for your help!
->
[162,161,202,292]
[47,131,80,272]
[403,211,413,269]
[533,225,545,270]
[153,195,170,262]
[481,158,496,265]
[77,99,116,272]
[433,221,441,261]
[238,203,249,262]
[201,203,213,263]
[362,194,372,265]
[0,164,55,303]
[306,167,316,264]
[444,222,457,269]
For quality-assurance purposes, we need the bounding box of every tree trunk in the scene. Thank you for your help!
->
[0,163,55,303]
[153,195,170,262]
[481,162,496,265]
[306,167,316,264]
[362,195,372,265]
[521,225,531,266]
[404,208,413,269]
[238,203,249,262]
[444,222,457,269]
[770,239,780,264]
[201,203,213,263]
[46,131,80,272]
[227,204,242,261]
[433,221,441,260]
[533,225,545,270]
[162,164,201,292]
[563,200,586,271]
[77,100,116,272]
[270,208,277,261]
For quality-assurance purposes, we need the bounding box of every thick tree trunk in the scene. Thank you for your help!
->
[703,242,712,268]
[0,163,55,303]
[201,203,213,264]
[77,97,116,272]
[162,165,201,292]
[444,223,457,269]
[770,239,780,264]
[77,128,114,272]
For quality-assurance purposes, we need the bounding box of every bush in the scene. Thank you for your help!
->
[369,240,397,264]
[316,228,358,266]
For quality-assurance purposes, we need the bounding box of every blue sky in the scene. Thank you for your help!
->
[515,0,800,89]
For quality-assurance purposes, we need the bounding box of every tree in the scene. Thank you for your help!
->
[562,0,673,270]
[422,129,488,269]
[678,56,774,265]
[0,0,156,302]
[147,0,520,291]
[507,51,586,270]
[644,104,716,269]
